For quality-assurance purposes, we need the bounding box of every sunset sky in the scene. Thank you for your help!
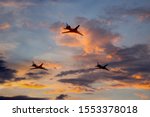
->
[0,0,150,100]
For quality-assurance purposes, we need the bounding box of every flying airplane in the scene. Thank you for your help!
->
[62,23,83,36]
[30,61,48,71]
[95,62,109,71]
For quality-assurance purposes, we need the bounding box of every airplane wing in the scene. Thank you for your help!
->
[39,63,43,67]
[75,25,80,30]
[105,68,109,71]
[76,31,83,36]
[42,67,48,71]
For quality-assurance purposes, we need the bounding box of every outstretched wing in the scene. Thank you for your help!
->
[39,63,43,67]
[76,31,83,36]
[105,68,109,71]
[74,25,80,30]
[42,67,48,71]
[104,64,108,67]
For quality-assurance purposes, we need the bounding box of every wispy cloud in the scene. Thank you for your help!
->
[0,22,11,30]
[135,93,149,100]
[0,0,36,8]
[106,6,150,22]
[26,71,49,79]
[0,42,18,56]
[59,44,150,89]
[56,68,96,77]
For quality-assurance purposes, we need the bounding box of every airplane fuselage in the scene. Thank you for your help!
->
[31,63,47,70]
[96,65,109,71]
[63,24,83,36]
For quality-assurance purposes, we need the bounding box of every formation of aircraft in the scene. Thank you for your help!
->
[30,61,48,71]
[29,24,110,73]
[62,23,83,36]
[95,62,109,71]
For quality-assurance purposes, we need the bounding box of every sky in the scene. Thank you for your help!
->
[0,0,150,100]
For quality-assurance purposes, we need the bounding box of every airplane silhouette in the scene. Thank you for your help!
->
[30,61,48,71]
[62,23,83,36]
[95,62,109,71]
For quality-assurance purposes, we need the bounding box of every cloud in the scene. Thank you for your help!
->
[0,56,31,84]
[0,22,11,30]
[0,0,70,8]
[0,0,36,8]
[135,93,150,100]
[26,71,49,79]
[45,83,94,95]
[111,44,150,74]
[0,42,18,56]
[56,68,96,77]
[56,94,68,100]
[0,56,49,84]
[0,57,17,83]
[59,44,150,89]
[59,72,108,87]
[50,17,120,55]
[19,81,48,89]
[0,95,47,100]
[106,6,150,22]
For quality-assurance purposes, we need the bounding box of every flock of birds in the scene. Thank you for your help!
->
[30,24,109,72]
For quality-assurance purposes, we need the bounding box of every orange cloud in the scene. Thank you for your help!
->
[51,20,120,55]
[20,82,48,89]
[45,82,93,94]
[111,81,150,90]
[132,74,143,79]
[3,80,48,89]
[0,1,35,8]
[0,22,11,30]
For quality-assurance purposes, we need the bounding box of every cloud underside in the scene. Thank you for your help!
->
[49,17,150,90]
[58,40,150,89]
[0,95,47,100]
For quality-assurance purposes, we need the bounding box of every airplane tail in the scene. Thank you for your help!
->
[39,63,43,67]
[32,61,35,66]
[97,62,99,65]
[95,62,99,67]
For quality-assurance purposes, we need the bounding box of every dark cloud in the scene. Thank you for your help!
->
[111,44,150,73]
[26,71,49,79]
[56,68,96,77]
[56,94,68,100]
[59,72,110,87]
[59,44,150,88]
[0,95,47,100]
[0,58,17,83]
[12,77,26,82]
